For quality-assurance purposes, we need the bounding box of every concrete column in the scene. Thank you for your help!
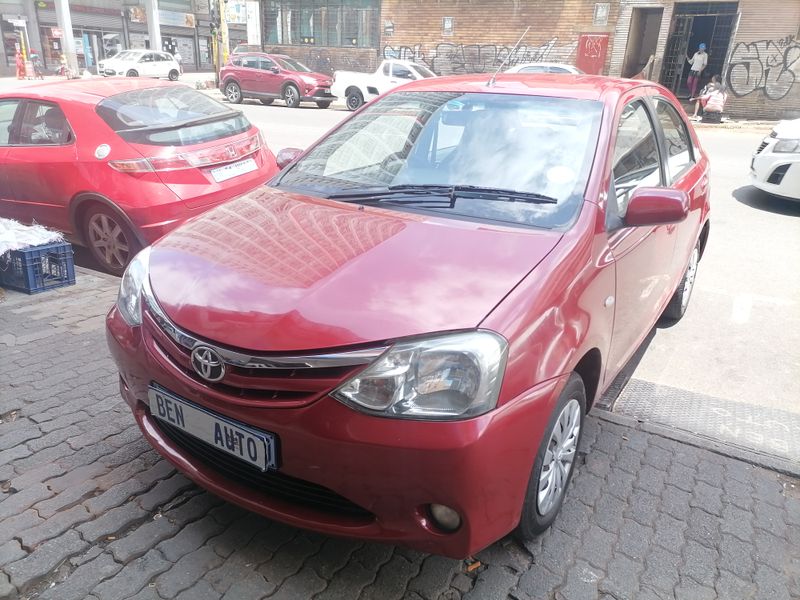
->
[145,0,161,51]
[53,0,77,73]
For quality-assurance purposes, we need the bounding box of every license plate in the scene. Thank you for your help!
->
[209,157,258,183]
[148,386,278,471]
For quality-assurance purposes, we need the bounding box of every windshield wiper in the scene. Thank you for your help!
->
[328,184,558,204]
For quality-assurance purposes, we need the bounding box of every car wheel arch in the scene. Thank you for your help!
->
[698,220,710,260]
[69,193,146,248]
[344,85,363,98]
[570,348,602,410]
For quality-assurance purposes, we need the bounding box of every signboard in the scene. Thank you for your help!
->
[159,11,196,28]
[51,27,62,38]
[575,33,609,75]
[442,17,454,37]
[593,3,610,27]
[128,7,146,24]
[226,0,247,25]
[246,1,260,45]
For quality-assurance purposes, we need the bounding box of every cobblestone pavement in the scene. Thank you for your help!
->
[1,271,799,600]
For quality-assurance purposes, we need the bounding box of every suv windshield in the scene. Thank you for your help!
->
[276,91,603,228]
[274,56,312,72]
[96,86,251,146]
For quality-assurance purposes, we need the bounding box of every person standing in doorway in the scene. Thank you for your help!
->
[15,51,25,79]
[686,43,708,98]
[173,50,183,74]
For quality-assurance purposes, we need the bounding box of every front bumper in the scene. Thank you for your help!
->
[106,306,562,557]
[300,86,336,102]
[751,137,800,200]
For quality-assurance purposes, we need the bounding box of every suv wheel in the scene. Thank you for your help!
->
[260,98,274,106]
[283,84,301,108]
[225,81,242,104]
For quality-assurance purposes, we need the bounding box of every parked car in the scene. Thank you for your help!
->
[332,59,436,110]
[98,49,181,80]
[107,74,710,558]
[751,118,800,201]
[505,62,584,74]
[220,53,335,109]
[0,79,278,275]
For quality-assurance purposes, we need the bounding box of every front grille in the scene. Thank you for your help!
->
[767,164,790,185]
[756,141,769,154]
[155,417,373,519]
[143,310,362,405]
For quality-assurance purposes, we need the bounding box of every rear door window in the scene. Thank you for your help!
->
[17,102,73,145]
[0,100,20,145]
[96,86,251,146]
[259,58,277,71]
[140,53,155,63]
[242,56,259,69]
[654,98,695,183]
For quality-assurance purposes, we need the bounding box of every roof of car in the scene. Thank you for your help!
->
[394,73,655,102]
[0,78,180,104]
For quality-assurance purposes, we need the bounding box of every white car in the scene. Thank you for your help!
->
[98,50,181,81]
[751,118,800,201]
[332,59,436,111]
[505,62,584,75]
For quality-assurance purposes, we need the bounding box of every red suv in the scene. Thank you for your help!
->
[108,75,710,557]
[220,53,335,109]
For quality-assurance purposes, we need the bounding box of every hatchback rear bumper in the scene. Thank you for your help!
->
[106,305,563,557]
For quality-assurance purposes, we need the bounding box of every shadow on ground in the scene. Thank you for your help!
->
[733,185,800,217]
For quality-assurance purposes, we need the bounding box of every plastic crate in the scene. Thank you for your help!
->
[0,241,76,294]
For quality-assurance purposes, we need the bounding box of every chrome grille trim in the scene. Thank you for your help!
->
[142,278,387,370]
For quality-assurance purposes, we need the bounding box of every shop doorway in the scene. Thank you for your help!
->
[660,1,739,97]
[622,7,664,78]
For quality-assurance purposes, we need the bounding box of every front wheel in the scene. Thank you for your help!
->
[517,373,586,541]
[346,89,364,111]
[316,101,332,109]
[662,242,700,321]
[225,81,242,104]
[283,85,301,108]
[83,205,141,276]
[168,69,179,81]
[126,69,138,77]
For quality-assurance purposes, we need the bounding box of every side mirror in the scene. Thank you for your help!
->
[276,147,303,169]
[624,187,689,227]
[270,67,280,74]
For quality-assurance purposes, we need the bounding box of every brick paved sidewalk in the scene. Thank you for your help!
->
[1,271,799,600]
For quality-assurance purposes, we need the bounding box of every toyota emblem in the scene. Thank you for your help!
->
[191,346,225,382]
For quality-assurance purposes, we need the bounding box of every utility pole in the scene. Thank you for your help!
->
[53,0,77,74]
[145,0,161,51]
[218,0,229,73]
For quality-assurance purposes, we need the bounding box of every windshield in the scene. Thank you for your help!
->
[96,86,250,145]
[412,64,436,78]
[276,91,603,228]
[274,56,312,72]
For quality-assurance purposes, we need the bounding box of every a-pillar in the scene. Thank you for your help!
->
[53,0,77,73]
[145,0,161,52]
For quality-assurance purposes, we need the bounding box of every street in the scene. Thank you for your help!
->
[1,78,800,600]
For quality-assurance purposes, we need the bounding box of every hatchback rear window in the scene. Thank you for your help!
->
[96,86,251,146]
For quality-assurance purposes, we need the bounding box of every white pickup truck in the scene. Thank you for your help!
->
[332,59,437,110]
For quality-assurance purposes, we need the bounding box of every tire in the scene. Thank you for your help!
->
[82,205,141,277]
[346,89,364,111]
[516,373,586,541]
[225,81,243,104]
[260,98,274,106]
[168,69,179,81]
[316,100,332,109]
[283,84,301,108]
[662,241,700,322]
[126,69,138,77]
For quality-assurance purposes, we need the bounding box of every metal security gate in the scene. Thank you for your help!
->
[661,15,693,93]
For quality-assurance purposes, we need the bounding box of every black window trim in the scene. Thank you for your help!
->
[651,94,697,185]
[4,99,76,148]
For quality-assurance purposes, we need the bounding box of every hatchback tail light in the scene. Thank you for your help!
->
[109,133,261,174]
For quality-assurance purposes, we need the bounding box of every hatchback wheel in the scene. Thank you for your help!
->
[225,81,242,104]
[663,242,700,321]
[168,69,179,81]
[83,206,140,276]
[126,69,138,77]
[346,89,364,111]
[283,84,301,108]
[517,373,586,541]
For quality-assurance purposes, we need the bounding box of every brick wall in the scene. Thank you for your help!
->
[725,0,800,119]
[379,0,617,75]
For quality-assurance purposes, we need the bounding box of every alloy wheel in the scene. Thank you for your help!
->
[682,247,699,311]
[226,84,240,103]
[284,86,298,106]
[537,398,581,515]
[88,213,130,271]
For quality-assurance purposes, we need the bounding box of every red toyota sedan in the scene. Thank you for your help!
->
[0,79,278,275]
[107,74,710,557]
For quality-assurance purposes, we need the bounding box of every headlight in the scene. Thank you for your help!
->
[774,139,800,153]
[117,247,151,326]
[300,75,317,85]
[332,331,508,420]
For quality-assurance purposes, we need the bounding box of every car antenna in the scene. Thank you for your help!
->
[487,26,530,87]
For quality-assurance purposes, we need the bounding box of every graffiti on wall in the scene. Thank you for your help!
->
[726,35,800,101]
[382,38,578,75]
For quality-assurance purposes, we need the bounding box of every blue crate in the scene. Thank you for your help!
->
[0,241,76,294]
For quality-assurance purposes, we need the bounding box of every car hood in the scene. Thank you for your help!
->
[147,187,562,352]
[297,71,332,85]
[773,118,800,139]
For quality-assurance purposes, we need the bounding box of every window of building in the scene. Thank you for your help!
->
[263,0,379,48]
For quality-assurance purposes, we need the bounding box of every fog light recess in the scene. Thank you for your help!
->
[429,504,462,532]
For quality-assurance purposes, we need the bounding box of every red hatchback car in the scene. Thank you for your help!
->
[0,79,278,274]
[107,74,710,557]
[220,53,336,109]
